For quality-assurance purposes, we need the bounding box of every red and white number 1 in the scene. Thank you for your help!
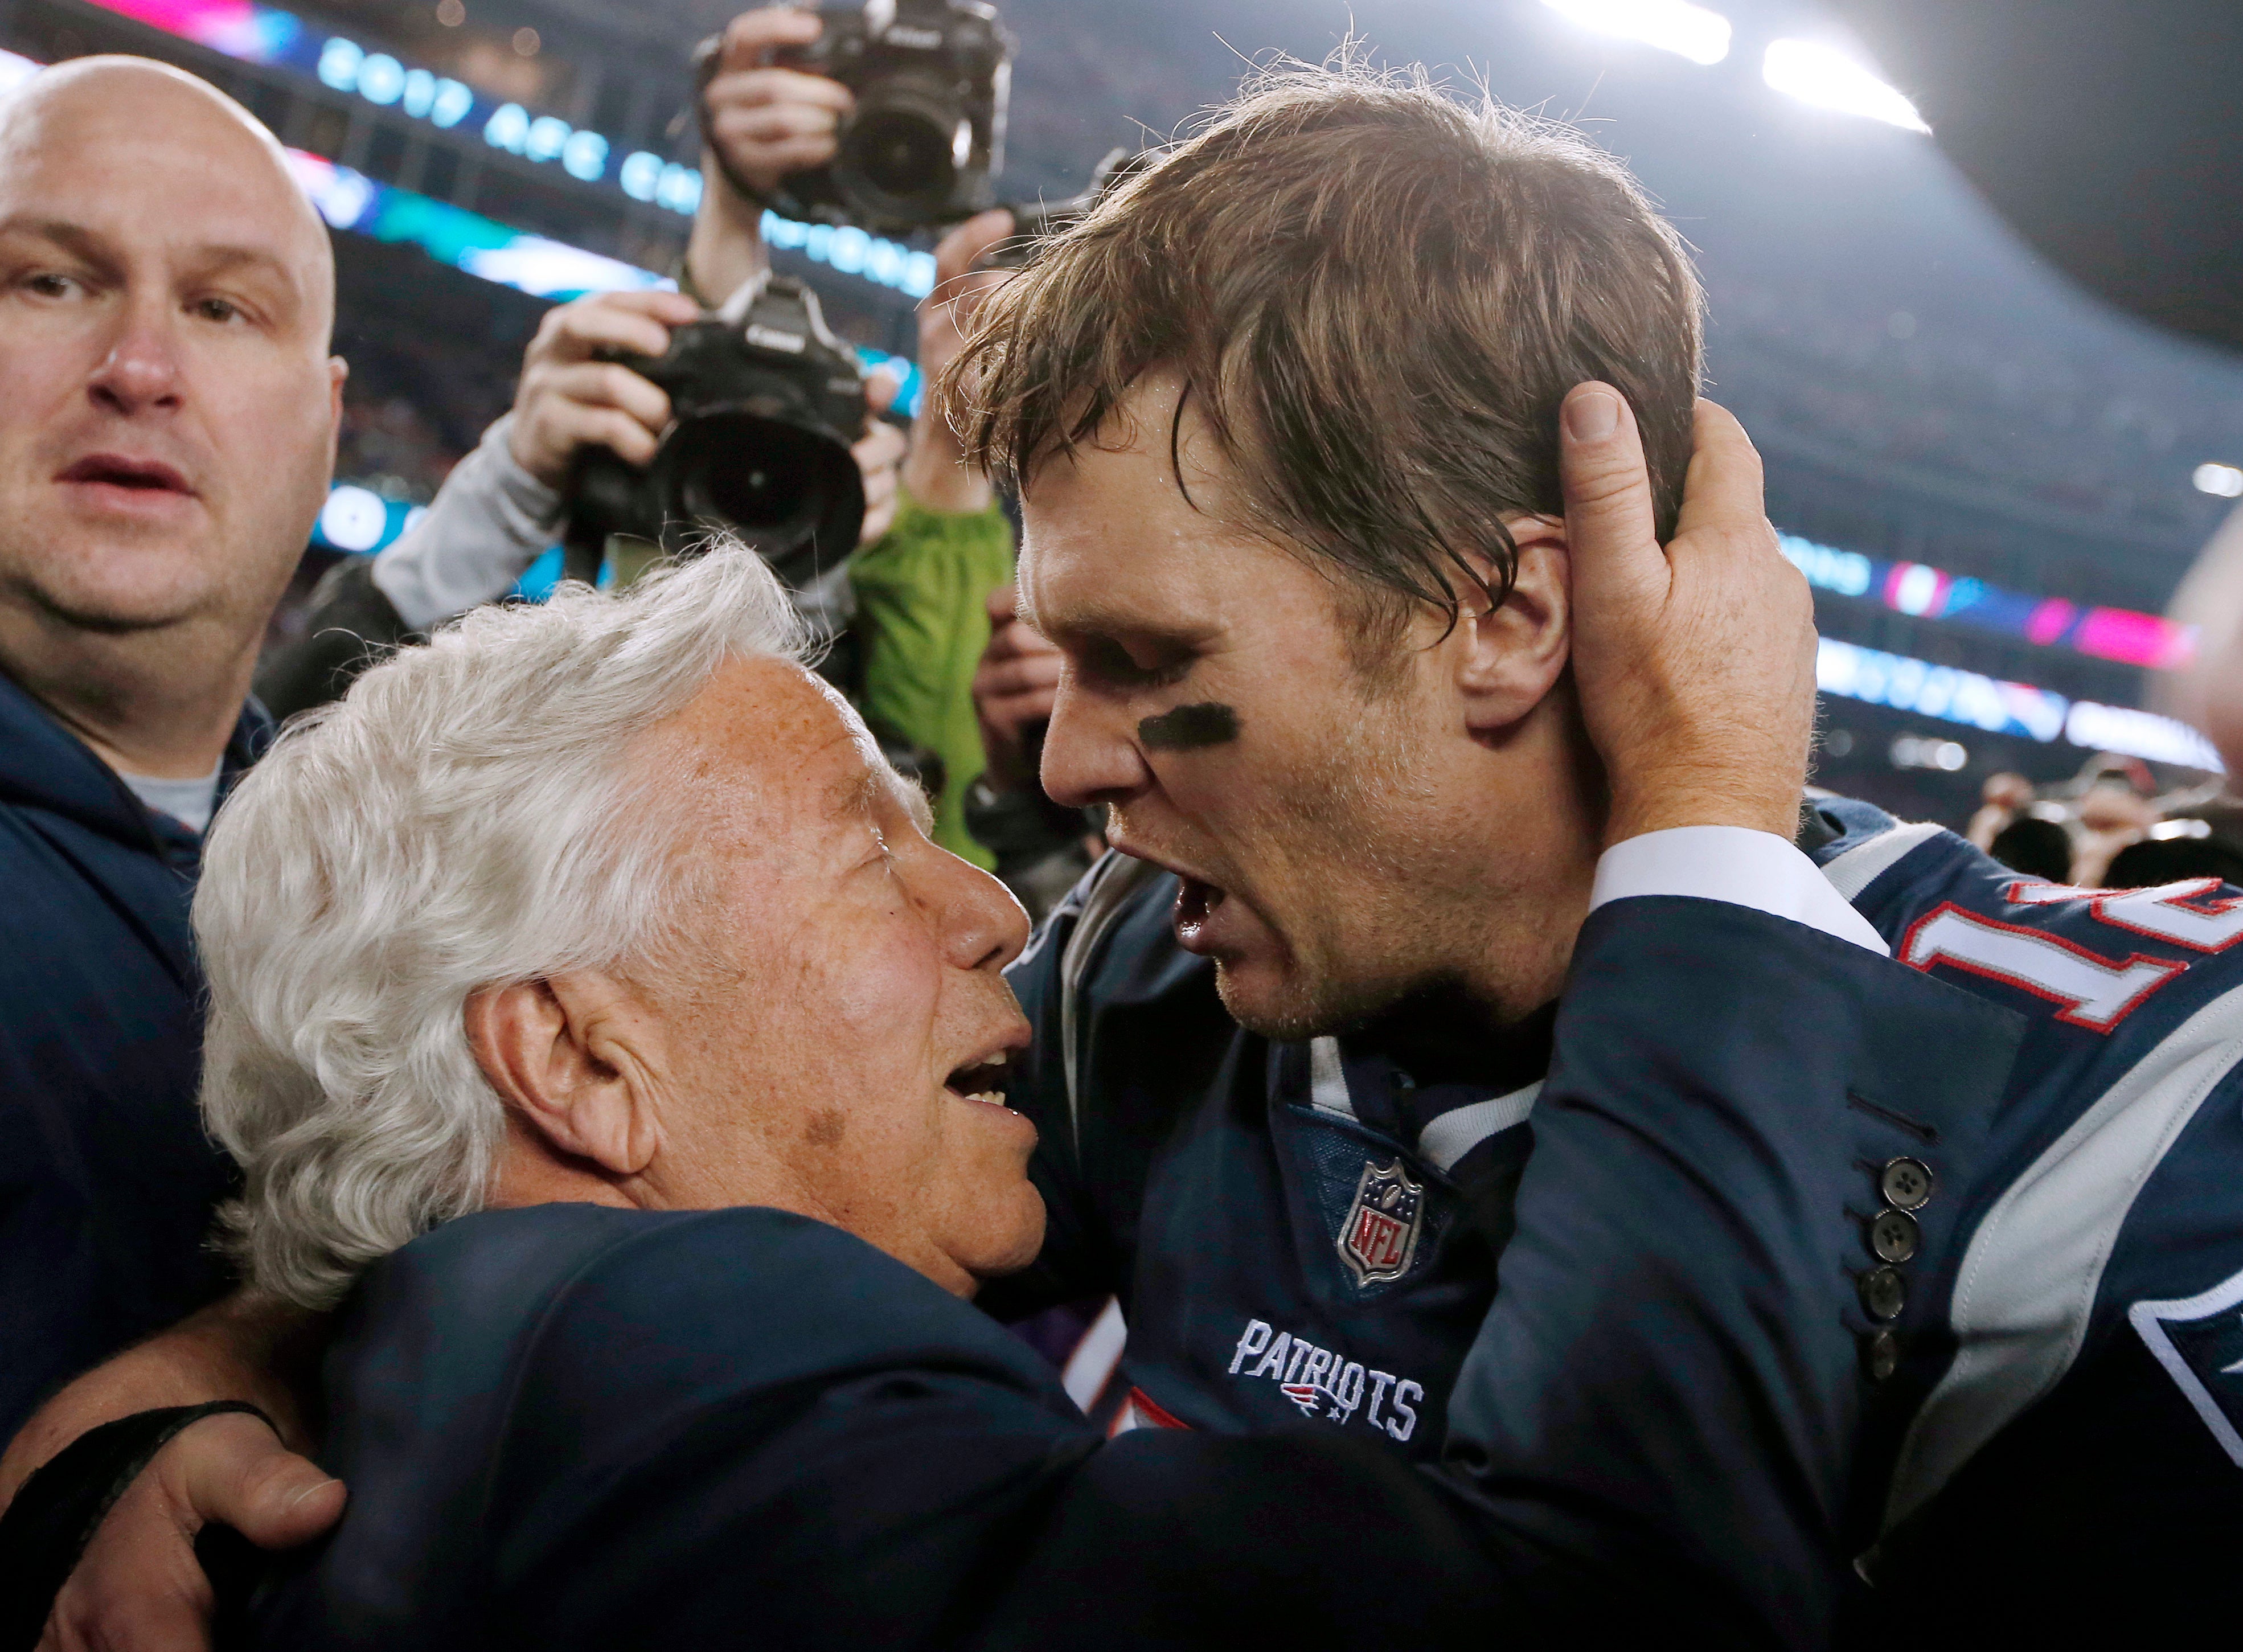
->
[1902,904,2184,1031]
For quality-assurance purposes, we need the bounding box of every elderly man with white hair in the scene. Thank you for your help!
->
[200,543,1039,1314]
[0,523,2010,1649]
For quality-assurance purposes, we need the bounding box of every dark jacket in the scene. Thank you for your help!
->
[247,895,2014,1650]
[0,671,267,1440]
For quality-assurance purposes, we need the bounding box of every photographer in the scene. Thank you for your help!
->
[270,5,1016,866]
[698,3,1020,865]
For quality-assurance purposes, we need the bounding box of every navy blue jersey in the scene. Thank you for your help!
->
[985,852,1547,1457]
[997,801,2243,1628]
[1806,798,2243,1633]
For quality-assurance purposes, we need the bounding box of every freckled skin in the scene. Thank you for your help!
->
[606,659,1044,1296]
[1137,701,1240,750]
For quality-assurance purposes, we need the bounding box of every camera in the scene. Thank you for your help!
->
[706,0,1013,236]
[563,275,868,601]
[980,147,1152,270]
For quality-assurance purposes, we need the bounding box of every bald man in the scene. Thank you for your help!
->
[0,56,345,1439]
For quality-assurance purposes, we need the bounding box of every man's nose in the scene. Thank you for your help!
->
[1038,680,1151,810]
[936,852,1034,974]
[88,304,185,416]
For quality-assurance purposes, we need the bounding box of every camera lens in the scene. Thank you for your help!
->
[686,425,817,534]
[657,411,866,581]
[832,72,969,229]
[847,107,956,202]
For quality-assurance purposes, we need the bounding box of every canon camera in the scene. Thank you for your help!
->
[564,275,867,597]
[703,0,1013,236]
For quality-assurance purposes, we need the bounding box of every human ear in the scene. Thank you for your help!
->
[464,973,665,1178]
[1452,518,1572,736]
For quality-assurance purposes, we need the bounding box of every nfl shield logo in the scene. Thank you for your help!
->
[1338,1158,1424,1286]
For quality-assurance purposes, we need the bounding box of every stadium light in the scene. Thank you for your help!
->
[1762,38,1929,132]
[2193,462,2243,498]
[1539,0,1732,67]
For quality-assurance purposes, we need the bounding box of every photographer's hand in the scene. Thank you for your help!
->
[687,7,852,303]
[973,583,1061,793]
[856,371,909,548]
[902,209,1014,514]
[507,290,700,490]
[1559,385,1818,847]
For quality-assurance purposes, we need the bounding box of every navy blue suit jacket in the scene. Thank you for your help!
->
[250,894,2018,1649]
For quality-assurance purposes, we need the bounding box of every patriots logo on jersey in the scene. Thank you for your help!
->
[2131,1266,2243,1467]
[1339,1158,1424,1286]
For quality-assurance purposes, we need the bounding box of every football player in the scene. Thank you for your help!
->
[15,61,2241,1651]
[956,68,2243,1641]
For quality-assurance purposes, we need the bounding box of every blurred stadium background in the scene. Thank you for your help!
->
[1,0,2236,830]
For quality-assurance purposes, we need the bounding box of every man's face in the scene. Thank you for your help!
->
[1019,375,1539,1039]
[631,657,1041,1295]
[0,63,342,646]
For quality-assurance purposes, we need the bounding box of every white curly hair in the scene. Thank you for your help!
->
[196,543,810,1308]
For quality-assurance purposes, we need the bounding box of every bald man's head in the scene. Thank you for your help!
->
[0,52,346,711]
[0,56,336,343]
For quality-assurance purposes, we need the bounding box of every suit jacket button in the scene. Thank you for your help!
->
[1878,1156,1936,1211]
[1859,1265,1907,1322]
[1868,1207,1921,1264]
[1861,1329,1900,1382]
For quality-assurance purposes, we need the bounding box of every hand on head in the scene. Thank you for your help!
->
[1557,384,1818,846]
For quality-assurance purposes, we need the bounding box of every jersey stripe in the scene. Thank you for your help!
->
[1418,1082,1541,1173]
[1883,978,2243,1532]
[1307,1036,1355,1120]
[1819,819,1944,903]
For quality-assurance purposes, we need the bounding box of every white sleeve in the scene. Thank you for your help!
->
[1589,825,1891,957]
[369,415,563,632]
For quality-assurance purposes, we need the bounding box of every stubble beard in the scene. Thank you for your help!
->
[1213,681,1466,1042]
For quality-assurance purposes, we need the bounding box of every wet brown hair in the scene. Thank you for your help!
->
[941,59,1705,650]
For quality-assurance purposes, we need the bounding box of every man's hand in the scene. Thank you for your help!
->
[688,7,849,303]
[856,371,908,549]
[38,1414,339,1652]
[1559,384,1818,847]
[506,290,702,490]
[702,7,852,202]
[0,1293,335,1652]
[973,584,1061,792]
[902,210,1014,514]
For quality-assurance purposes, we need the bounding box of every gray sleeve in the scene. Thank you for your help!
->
[368,415,563,632]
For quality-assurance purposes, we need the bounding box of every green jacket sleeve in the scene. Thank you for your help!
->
[849,487,1015,868]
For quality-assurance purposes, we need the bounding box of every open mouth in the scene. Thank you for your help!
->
[58,454,195,495]
[1175,874,1228,942]
[945,1051,1015,1111]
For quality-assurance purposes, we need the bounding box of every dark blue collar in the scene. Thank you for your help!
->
[0,665,270,859]
[1339,988,1557,1144]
